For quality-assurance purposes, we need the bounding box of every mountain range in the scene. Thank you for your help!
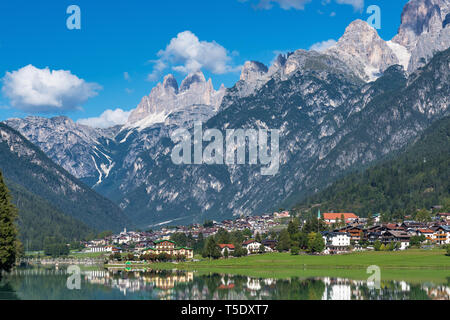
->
[2,0,449,231]
[295,114,450,219]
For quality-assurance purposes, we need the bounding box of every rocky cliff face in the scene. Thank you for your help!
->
[327,20,401,81]
[127,71,225,128]
[393,0,450,72]
[4,116,118,186]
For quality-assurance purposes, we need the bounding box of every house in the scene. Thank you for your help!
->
[274,211,290,219]
[218,244,235,256]
[322,231,351,254]
[434,226,450,245]
[242,240,262,254]
[381,230,410,250]
[417,228,435,242]
[85,246,108,253]
[142,240,194,259]
[336,226,364,242]
[367,231,382,243]
[436,213,450,222]
[384,223,405,231]
[373,213,381,224]
[323,213,359,224]
[261,239,277,251]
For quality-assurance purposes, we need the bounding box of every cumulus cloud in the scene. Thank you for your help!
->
[149,31,239,80]
[335,0,364,12]
[1,65,101,113]
[309,39,337,52]
[77,108,131,128]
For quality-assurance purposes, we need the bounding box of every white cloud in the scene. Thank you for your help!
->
[1,65,100,113]
[149,31,239,80]
[309,39,337,52]
[240,0,364,11]
[335,0,364,12]
[240,0,311,10]
[77,108,131,128]
[124,72,130,81]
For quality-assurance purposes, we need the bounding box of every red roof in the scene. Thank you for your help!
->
[323,213,358,220]
[242,240,255,245]
[218,244,235,249]
[418,228,434,234]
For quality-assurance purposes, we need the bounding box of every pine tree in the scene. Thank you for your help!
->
[0,171,20,272]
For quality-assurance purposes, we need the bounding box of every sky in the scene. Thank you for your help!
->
[0,0,409,127]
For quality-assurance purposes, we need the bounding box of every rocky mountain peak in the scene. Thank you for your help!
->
[126,70,224,128]
[162,74,178,93]
[240,61,268,82]
[327,19,399,81]
[344,19,376,34]
[393,0,445,48]
[179,71,206,92]
[392,0,450,72]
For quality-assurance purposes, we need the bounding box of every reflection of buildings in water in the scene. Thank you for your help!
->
[321,277,450,300]
[246,278,261,291]
[142,272,194,290]
[83,270,194,296]
[322,284,352,300]
[58,269,450,300]
[321,278,366,300]
[424,285,450,300]
[399,281,410,292]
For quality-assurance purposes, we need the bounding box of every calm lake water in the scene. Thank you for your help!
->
[0,267,449,300]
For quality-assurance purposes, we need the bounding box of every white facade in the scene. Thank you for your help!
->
[243,241,262,254]
[323,233,351,247]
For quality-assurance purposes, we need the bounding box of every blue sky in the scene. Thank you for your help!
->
[0,0,408,126]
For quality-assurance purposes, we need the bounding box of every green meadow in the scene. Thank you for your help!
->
[110,249,450,283]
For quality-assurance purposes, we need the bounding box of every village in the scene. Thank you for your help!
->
[81,210,450,261]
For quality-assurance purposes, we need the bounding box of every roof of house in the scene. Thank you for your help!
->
[154,240,176,244]
[243,240,256,245]
[218,244,235,249]
[384,230,410,238]
[323,213,358,220]
[322,231,350,237]
[418,228,435,233]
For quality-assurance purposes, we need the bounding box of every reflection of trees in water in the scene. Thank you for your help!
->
[357,282,430,300]
[0,281,20,300]
[1,267,449,300]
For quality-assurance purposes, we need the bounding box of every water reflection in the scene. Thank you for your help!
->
[0,267,449,300]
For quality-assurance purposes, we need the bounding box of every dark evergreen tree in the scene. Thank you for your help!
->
[0,171,20,272]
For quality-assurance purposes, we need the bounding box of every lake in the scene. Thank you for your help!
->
[0,267,449,300]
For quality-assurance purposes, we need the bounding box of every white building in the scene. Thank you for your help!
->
[242,240,262,254]
[322,232,351,254]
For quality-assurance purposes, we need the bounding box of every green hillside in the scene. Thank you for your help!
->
[295,116,450,219]
[0,123,130,249]
[6,180,95,251]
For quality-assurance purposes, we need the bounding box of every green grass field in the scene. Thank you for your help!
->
[110,249,450,283]
[183,249,450,269]
[104,250,450,283]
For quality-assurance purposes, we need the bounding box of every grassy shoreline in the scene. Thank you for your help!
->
[104,249,450,283]
[107,249,450,270]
